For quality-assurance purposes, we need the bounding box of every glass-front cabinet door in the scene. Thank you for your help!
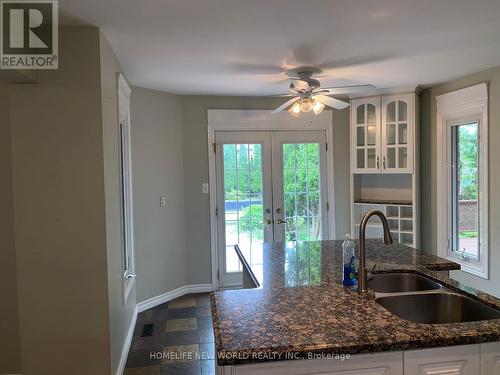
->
[351,97,381,173]
[381,94,414,173]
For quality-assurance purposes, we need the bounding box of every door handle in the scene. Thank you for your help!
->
[265,219,272,225]
[383,156,386,169]
[377,156,380,169]
[277,218,287,224]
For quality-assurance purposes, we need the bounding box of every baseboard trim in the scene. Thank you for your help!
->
[116,305,138,375]
[137,283,213,313]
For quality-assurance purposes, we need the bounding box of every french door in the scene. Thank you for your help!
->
[215,130,328,288]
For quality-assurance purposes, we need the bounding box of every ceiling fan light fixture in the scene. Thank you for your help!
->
[312,100,325,115]
[288,102,301,117]
[299,99,313,113]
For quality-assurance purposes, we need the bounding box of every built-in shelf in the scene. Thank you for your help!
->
[350,92,419,248]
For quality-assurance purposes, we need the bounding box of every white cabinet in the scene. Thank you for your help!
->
[404,345,480,375]
[482,342,500,374]
[351,97,381,173]
[381,94,414,173]
[218,351,403,375]
[218,343,500,375]
[351,93,416,174]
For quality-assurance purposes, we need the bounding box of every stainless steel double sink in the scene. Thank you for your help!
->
[368,272,500,324]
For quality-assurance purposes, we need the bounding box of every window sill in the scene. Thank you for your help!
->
[443,254,488,279]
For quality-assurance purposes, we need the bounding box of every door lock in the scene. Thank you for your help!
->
[276,208,282,214]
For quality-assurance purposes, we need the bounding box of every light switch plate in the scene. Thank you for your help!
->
[202,183,209,194]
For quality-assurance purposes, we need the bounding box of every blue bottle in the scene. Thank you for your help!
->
[342,234,357,286]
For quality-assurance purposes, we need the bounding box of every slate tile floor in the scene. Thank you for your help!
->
[125,293,215,375]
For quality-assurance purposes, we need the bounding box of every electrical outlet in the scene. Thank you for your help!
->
[202,183,209,194]
[160,196,166,206]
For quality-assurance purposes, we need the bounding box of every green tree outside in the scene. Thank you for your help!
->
[224,143,321,243]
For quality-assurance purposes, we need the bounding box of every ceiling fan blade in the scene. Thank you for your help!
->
[314,95,350,110]
[272,97,300,114]
[290,79,310,91]
[229,62,284,74]
[270,93,296,97]
[315,84,376,95]
[318,53,394,70]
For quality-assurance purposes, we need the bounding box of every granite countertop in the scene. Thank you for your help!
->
[353,199,413,206]
[210,239,500,366]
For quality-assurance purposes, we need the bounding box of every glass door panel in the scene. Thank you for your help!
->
[216,132,272,288]
[387,101,396,122]
[398,148,408,169]
[398,101,407,122]
[387,148,396,168]
[273,131,328,243]
[382,95,413,173]
[357,127,365,146]
[386,124,396,145]
[352,100,381,173]
[367,148,377,168]
[367,104,377,123]
[357,149,365,169]
[216,130,330,288]
[398,123,408,144]
[357,105,365,124]
[367,125,376,145]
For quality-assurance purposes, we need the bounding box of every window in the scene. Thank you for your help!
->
[436,83,488,278]
[118,74,135,302]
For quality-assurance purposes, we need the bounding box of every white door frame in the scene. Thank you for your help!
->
[207,110,336,290]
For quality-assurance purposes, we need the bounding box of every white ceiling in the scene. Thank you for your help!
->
[60,0,500,96]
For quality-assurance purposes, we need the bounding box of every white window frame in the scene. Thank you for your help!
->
[118,74,136,302]
[436,83,489,278]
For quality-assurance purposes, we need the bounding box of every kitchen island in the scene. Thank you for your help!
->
[210,240,500,374]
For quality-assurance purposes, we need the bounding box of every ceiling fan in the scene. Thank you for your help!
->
[272,68,375,116]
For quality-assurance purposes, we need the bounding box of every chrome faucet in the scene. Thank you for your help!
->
[358,210,393,293]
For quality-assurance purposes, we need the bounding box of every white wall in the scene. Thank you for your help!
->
[130,87,187,302]
[0,82,21,374]
[8,28,112,374]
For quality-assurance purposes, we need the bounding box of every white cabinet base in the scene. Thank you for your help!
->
[481,342,500,375]
[217,343,500,375]
[217,351,403,375]
[404,344,479,375]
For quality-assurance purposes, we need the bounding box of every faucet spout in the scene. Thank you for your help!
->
[358,209,393,293]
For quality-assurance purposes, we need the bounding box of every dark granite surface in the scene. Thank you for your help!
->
[210,240,500,366]
[354,199,413,206]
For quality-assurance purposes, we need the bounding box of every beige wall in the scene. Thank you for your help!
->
[8,28,112,374]
[0,82,21,374]
[180,96,351,285]
[421,65,500,297]
[130,87,187,302]
[99,32,137,374]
